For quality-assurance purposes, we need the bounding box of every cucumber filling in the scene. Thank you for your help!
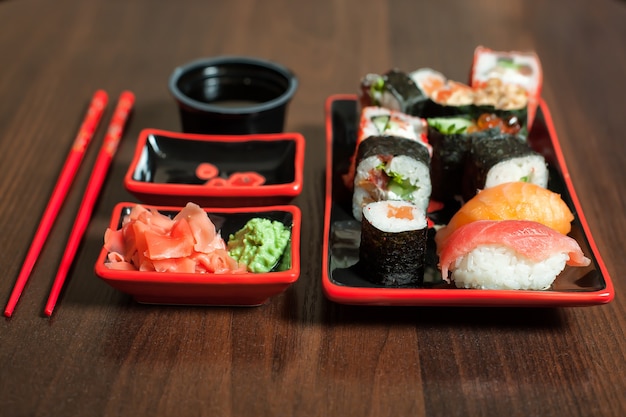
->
[427,117,473,134]
[377,163,419,200]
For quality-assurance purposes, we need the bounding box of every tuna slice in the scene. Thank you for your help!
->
[438,219,591,280]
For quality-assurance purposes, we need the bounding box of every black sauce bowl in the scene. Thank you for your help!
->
[169,56,298,135]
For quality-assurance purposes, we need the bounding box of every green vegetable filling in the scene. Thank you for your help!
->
[371,115,391,133]
[369,77,386,105]
[376,163,418,200]
[227,218,291,273]
[496,57,521,70]
[427,117,473,134]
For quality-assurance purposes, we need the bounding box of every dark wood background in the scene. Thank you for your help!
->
[1,1,624,416]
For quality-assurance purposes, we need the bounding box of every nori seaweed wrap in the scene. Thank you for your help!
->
[462,133,549,201]
[355,134,431,164]
[352,135,432,221]
[426,117,495,202]
[358,200,428,287]
[342,106,430,193]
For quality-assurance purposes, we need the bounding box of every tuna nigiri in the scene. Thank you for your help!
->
[435,181,574,252]
[438,220,590,290]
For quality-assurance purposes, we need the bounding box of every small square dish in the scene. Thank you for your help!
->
[123,129,305,207]
[95,202,301,306]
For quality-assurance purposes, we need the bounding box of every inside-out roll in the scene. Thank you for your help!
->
[357,106,428,145]
[470,45,543,130]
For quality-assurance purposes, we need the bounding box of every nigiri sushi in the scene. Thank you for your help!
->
[439,220,590,290]
[435,181,574,251]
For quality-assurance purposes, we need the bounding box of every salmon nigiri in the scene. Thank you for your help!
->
[438,220,590,290]
[435,181,574,252]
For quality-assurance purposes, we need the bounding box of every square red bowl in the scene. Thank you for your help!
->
[95,202,301,306]
[123,129,305,207]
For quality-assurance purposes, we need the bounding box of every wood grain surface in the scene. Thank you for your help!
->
[1,1,624,416]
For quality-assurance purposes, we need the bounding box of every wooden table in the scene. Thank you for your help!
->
[1,1,624,416]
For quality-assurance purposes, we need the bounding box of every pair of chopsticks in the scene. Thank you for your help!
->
[4,90,135,317]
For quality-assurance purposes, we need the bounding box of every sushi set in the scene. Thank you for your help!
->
[4,49,615,316]
[322,46,614,307]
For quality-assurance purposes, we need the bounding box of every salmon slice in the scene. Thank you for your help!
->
[435,181,574,252]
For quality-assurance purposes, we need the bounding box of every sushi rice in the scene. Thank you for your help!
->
[353,154,431,221]
[363,199,428,232]
[449,244,568,290]
[484,154,548,189]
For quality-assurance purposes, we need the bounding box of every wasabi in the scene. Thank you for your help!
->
[227,218,291,273]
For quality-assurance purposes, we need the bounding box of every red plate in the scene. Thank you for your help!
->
[322,94,614,307]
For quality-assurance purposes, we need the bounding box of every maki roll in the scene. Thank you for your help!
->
[409,68,475,118]
[438,220,590,290]
[343,106,429,190]
[357,106,428,145]
[359,200,428,287]
[352,135,431,221]
[470,46,543,130]
[462,133,548,201]
[359,69,427,116]
[426,116,494,202]
[426,113,527,202]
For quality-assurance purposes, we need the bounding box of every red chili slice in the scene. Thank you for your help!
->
[227,172,266,187]
[205,177,229,187]
[195,162,219,180]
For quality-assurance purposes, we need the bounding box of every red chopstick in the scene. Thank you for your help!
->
[4,90,109,318]
[43,91,135,317]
